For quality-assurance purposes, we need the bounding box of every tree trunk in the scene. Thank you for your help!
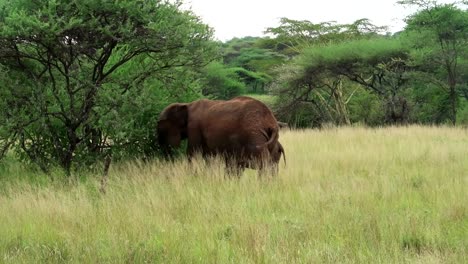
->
[449,85,457,125]
[333,81,351,125]
[100,154,112,194]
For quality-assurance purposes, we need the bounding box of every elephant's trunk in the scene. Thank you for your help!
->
[280,144,286,166]
[161,145,173,159]
[158,134,174,161]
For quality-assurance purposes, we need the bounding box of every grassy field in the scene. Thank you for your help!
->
[0,126,467,263]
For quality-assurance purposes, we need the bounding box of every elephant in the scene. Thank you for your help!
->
[157,96,285,176]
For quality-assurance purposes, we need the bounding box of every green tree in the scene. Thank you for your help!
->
[0,0,216,174]
[400,0,468,124]
[265,18,388,56]
[271,37,410,127]
[201,61,246,99]
[221,37,284,93]
[266,18,398,127]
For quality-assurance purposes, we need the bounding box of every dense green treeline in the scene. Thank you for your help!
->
[211,2,468,127]
[0,0,467,173]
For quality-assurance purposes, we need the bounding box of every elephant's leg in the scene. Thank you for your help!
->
[186,131,206,177]
[225,166,243,178]
[258,162,278,178]
[256,149,277,178]
[224,156,243,178]
[187,141,199,162]
[187,129,203,162]
[187,145,196,163]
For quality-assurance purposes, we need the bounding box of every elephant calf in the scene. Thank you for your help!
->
[157,96,285,176]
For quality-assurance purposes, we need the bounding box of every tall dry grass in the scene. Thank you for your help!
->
[0,126,467,263]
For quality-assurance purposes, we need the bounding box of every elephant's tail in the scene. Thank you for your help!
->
[260,127,278,151]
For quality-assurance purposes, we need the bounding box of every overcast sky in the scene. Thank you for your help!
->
[182,0,454,41]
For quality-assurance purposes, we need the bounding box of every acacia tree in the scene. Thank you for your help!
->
[266,18,396,127]
[0,0,216,174]
[271,64,353,126]
[220,37,283,94]
[271,38,410,126]
[200,61,246,99]
[400,0,468,124]
[265,18,388,56]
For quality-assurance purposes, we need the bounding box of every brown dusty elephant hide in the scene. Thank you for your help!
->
[157,96,284,175]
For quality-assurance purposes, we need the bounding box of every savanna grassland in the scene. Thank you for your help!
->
[0,126,467,263]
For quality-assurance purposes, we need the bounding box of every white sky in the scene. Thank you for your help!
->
[182,0,455,41]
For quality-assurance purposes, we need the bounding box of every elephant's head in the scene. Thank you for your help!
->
[157,103,188,158]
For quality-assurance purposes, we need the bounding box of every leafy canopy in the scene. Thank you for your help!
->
[0,0,216,173]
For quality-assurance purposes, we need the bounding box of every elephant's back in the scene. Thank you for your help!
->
[239,99,278,128]
[197,97,280,159]
[212,98,279,143]
[204,99,274,124]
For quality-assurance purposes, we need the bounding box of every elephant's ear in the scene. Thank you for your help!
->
[157,104,188,149]
[157,119,171,130]
[159,103,188,127]
[172,104,188,127]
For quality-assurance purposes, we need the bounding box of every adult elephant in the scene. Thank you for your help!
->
[157,96,285,176]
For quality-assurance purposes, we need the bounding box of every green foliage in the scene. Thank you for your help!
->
[201,62,246,100]
[265,18,389,56]
[402,2,468,124]
[243,94,277,108]
[271,37,410,127]
[221,37,284,93]
[347,88,385,126]
[0,0,216,174]
[456,100,468,125]
[298,37,407,70]
[264,9,467,127]
[233,67,272,93]
[406,78,452,123]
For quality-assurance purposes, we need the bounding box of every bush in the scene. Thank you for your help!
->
[0,0,216,174]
